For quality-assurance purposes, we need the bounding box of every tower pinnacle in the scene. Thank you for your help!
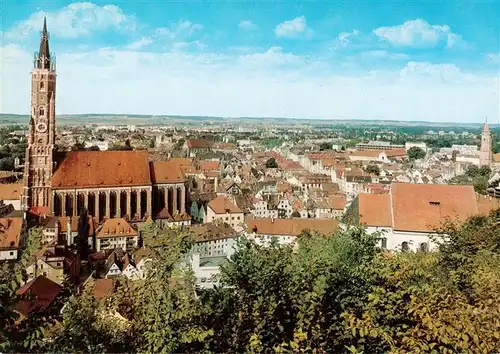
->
[36,17,51,70]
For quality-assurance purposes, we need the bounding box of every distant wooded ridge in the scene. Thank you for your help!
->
[0,113,494,128]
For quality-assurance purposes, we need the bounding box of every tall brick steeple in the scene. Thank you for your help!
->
[22,17,57,211]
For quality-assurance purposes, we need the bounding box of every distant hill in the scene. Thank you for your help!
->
[0,113,492,129]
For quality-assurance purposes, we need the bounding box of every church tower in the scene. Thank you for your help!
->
[21,18,57,211]
[479,121,492,167]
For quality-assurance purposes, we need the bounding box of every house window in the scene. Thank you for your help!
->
[381,238,387,249]
[9,251,14,256]
[401,241,409,252]
[419,242,429,252]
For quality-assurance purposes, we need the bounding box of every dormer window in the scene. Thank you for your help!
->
[429,201,440,206]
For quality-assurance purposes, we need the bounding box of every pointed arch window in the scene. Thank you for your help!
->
[39,107,44,116]
[40,81,45,91]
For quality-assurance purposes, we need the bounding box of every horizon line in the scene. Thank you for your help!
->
[0,112,496,126]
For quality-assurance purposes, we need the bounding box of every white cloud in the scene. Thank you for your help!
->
[155,20,204,40]
[4,2,134,40]
[360,50,409,60]
[399,61,477,83]
[338,30,361,46]
[126,37,153,50]
[274,16,312,38]
[124,20,204,51]
[374,19,464,48]
[1,44,497,123]
[239,20,258,30]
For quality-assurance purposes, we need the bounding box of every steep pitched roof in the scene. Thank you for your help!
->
[0,217,22,250]
[358,194,392,227]
[187,139,211,149]
[207,196,242,214]
[328,196,347,210]
[96,218,137,238]
[15,275,62,316]
[249,218,338,237]
[476,194,500,215]
[189,222,238,242]
[0,183,21,200]
[92,278,115,300]
[52,151,150,189]
[391,183,478,232]
[199,161,220,171]
[150,161,185,184]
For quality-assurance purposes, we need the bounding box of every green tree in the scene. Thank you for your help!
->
[466,164,480,177]
[265,158,278,168]
[473,175,489,194]
[190,201,199,222]
[407,146,426,160]
[478,165,492,177]
[319,142,332,151]
[365,165,380,176]
[71,142,85,151]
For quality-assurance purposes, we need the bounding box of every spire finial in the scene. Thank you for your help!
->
[43,16,47,35]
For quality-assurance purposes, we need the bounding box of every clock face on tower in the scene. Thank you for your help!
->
[36,120,48,133]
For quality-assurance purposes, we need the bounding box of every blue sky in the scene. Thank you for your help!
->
[0,0,499,122]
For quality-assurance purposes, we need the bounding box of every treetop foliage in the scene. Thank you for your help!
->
[1,210,499,352]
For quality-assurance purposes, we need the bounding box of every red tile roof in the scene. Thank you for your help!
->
[52,151,150,189]
[207,196,242,214]
[0,183,21,200]
[358,184,482,232]
[391,183,478,232]
[150,161,185,184]
[249,218,338,237]
[92,278,115,299]
[96,218,137,238]
[476,194,500,216]
[15,275,63,317]
[358,194,392,227]
[199,161,220,171]
[328,196,347,210]
[0,218,22,250]
[187,139,211,149]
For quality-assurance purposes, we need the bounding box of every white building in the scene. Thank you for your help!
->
[246,218,339,247]
[0,183,22,210]
[252,199,279,219]
[205,196,244,228]
[85,140,109,151]
[190,253,223,290]
[405,142,427,152]
[0,218,23,261]
[355,183,495,252]
[95,218,139,252]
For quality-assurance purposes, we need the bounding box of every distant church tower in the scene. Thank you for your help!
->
[21,18,57,211]
[479,121,492,167]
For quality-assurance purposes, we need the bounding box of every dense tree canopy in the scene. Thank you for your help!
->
[1,210,500,352]
[407,146,426,160]
[365,165,380,176]
[265,157,278,168]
